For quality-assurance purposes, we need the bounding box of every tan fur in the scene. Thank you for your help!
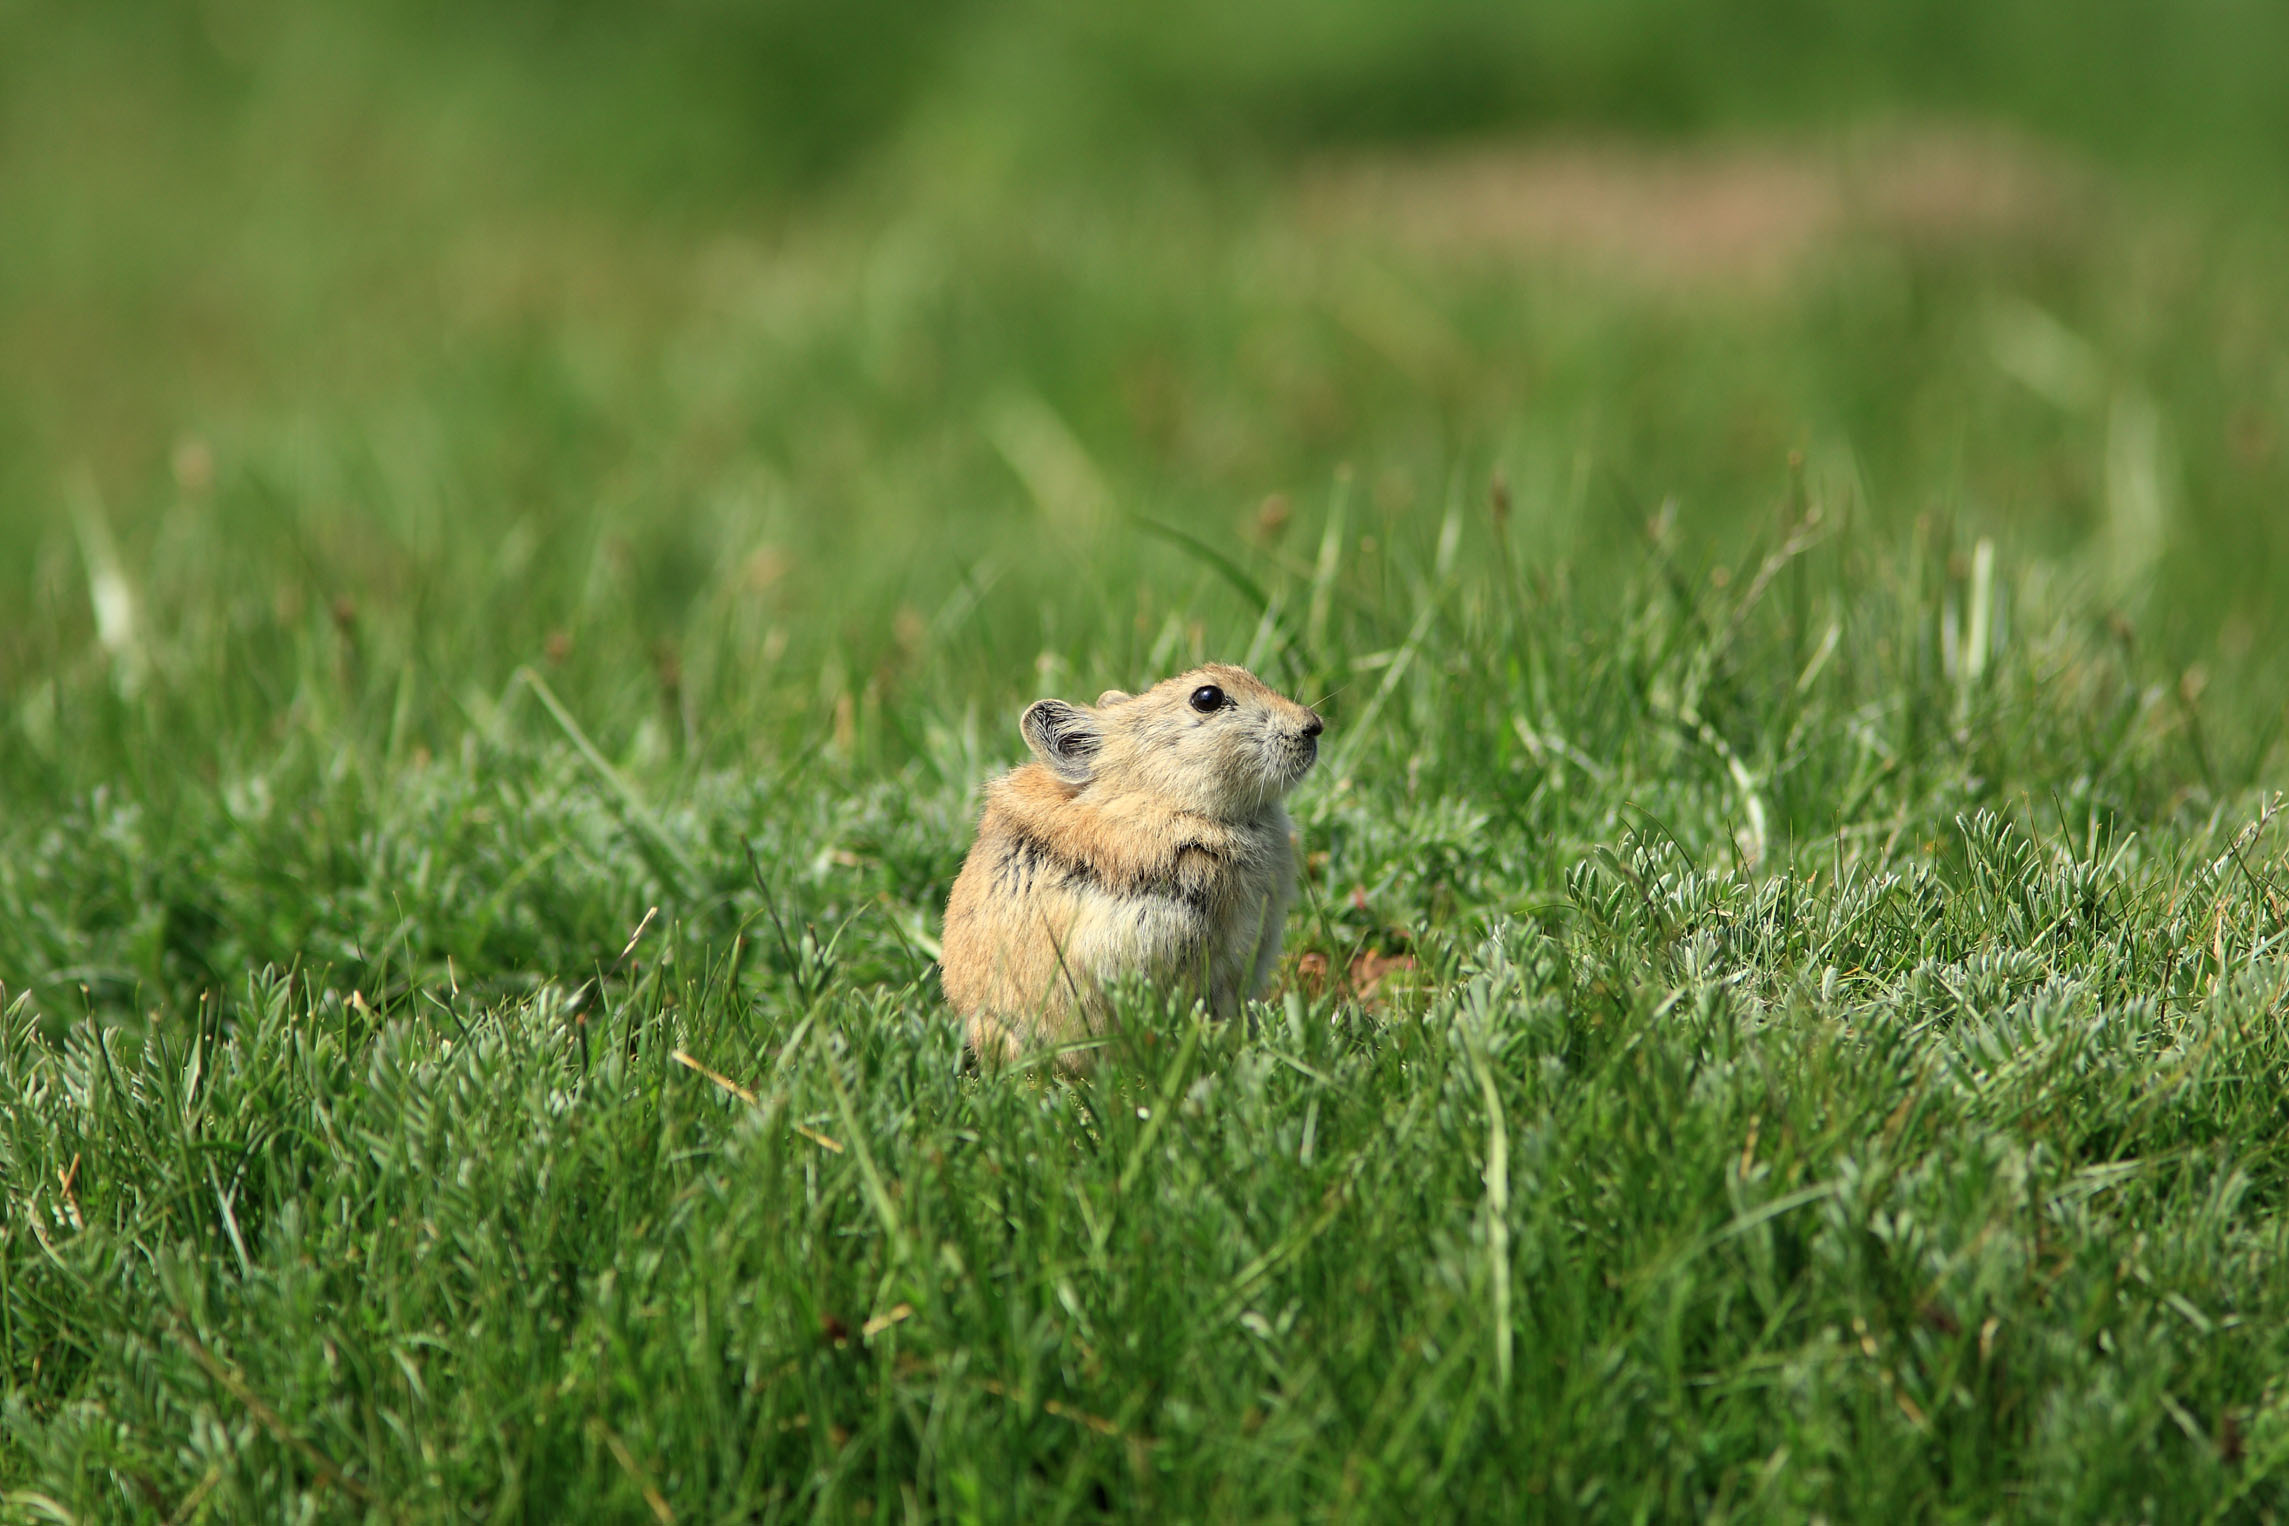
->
[942,663,1323,1069]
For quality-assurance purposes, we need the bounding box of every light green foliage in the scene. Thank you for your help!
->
[5,4,2289,1520]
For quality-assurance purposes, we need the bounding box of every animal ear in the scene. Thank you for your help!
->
[1021,699,1103,783]
[1095,689,1132,707]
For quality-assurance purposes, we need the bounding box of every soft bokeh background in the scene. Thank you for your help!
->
[6,1,2287,740]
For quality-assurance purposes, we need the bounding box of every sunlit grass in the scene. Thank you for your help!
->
[9,473,2289,1515]
[6,10,2289,1518]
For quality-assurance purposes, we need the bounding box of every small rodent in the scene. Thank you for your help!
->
[942,663,1324,1068]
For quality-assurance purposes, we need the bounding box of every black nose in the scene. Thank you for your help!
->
[1302,713,1323,738]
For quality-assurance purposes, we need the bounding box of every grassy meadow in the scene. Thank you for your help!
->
[6,3,2289,1519]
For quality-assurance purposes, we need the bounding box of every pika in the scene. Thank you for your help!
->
[942,663,1324,1068]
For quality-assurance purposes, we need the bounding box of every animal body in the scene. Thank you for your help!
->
[942,664,1324,1068]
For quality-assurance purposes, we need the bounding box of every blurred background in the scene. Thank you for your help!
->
[2,0,2286,765]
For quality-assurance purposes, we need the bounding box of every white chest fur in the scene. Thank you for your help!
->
[1058,805,1295,1018]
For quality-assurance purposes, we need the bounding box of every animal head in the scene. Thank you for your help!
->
[1020,663,1323,819]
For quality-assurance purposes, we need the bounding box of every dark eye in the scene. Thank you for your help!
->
[1189,685,1225,714]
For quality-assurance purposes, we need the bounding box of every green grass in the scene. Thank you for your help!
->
[9,6,2289,1521]
[15,527,2289,1520]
